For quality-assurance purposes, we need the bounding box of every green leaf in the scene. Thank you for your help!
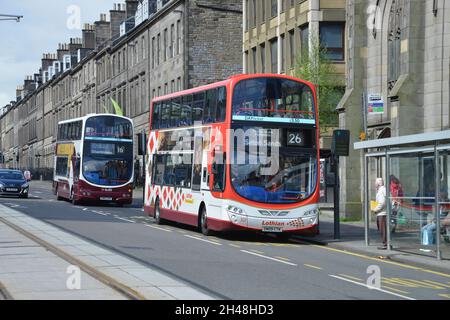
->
[110,98,123,116]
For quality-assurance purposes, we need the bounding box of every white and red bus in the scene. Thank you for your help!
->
[53,114,134,206]
[144,74,320,236]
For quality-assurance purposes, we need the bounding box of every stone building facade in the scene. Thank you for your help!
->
[339,0,450,218]
[242,0,346,151]
[0,0,243,181]
[242,0,346,80]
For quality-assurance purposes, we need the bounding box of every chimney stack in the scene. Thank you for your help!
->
[16,85,24,102]
[82,24,96,49]
[125,0,139,18]
[94,13,111,49]
[57,44,69,61]
[41,53,56,71]
[68,38,82,55]
[110,4,126,40]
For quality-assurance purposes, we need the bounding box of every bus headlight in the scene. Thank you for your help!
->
[227,205,244,215]
[303,208,319,217]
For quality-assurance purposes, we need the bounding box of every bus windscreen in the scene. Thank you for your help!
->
[232,78,315,125]
[84,116,133,140]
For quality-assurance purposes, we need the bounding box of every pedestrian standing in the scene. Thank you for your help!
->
[389,175,404,233]
[373,178,388,250]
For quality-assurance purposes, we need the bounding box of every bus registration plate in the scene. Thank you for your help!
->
[262,226,283,233]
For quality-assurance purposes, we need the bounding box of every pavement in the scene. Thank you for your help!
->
[0,204,213,300]
[297,210,450,274]
[0,180,449,300]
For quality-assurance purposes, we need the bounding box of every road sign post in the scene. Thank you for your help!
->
[331,130,350,240]
[138,130,147,207]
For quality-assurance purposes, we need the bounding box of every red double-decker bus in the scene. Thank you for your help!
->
[144,74,320,237]
[53,114,134,206]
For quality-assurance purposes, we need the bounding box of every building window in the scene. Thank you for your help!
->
[152,37,155,68]
[388,0,404,91]
[170,24,175,58]
[270,38,278,73]
[260,43,266,73]
[281,34,285,73]
[261,0,265,23]
[142,36,146,60]
[300,24,309,56]
[157,33,161,65]
[244,0,248,31]
[163,28,167,62]
[252,47,257,73]
[271,0,277,17]
[319,22,345,61]
[177,20,181,55]
[289,30,296,68]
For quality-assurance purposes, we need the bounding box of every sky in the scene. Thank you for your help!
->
[0,0,116,108]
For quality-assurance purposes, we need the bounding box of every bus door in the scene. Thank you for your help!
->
[72,155,81,190]
[192,134,203,193]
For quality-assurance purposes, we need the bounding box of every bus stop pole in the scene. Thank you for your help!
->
[435,143,442,260]
[386,149,391,250]
[334,155,340,240]
[141,129,146,208]
[364,151,369,247]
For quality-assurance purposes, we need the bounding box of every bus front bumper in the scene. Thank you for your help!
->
[208,205,319,234]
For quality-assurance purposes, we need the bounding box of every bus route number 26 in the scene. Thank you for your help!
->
[287,131,305,147]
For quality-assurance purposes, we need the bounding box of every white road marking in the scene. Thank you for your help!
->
[144,224,172,232]
[240,250,298,266]
[184,235,223,246]
[82,208,88,211]
[329,275,415,300]
[92,210,110,216]
[114,216,136,223]
[34,191,42,194]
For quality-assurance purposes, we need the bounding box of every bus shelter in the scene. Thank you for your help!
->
[354,131,450,260]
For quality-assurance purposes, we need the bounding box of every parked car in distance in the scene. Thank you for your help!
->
[0,169,29,198]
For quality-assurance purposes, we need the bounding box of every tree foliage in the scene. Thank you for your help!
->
[293,36,344,134]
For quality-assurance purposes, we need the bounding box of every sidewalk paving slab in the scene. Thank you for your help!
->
[0,204,214,300]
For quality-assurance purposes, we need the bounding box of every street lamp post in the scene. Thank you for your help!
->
[0,14,23,22]
[35,153,41,180]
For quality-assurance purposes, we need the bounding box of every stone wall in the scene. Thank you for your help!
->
[187,0,243,88]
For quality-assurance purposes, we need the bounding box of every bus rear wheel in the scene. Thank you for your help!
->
[200,206,213,236]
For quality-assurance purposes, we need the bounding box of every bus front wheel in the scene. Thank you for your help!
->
[71,189,79,206]
[56,185,63,201]
[200,206,213,236]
